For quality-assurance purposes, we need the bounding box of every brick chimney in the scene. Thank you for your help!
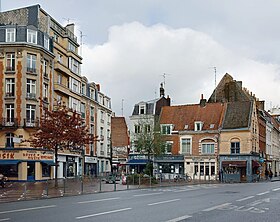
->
[160,83,165,97]
[200,94,207,107]
[96,84,100,91]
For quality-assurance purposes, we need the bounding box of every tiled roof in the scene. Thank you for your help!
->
[160,103,225,131]
[222,101,252,129]
[111,117,130,147]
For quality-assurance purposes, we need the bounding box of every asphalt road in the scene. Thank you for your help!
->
[0,181,279,222]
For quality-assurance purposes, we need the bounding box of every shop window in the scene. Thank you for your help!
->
[42,163,50,177]
[200,163,204,176]
[1,164,18,177]
[211,165,215,176]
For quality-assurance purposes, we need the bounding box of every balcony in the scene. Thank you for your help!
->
[26,67,37,75]
[54,61,69,75]
[100,151,104,156]
[24,118,39,128]
[5,92,15,99]
[1,118,19,128]
[26,93,36,100]
[5,66,15,73]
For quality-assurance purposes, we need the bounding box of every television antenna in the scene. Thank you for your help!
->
[161,73,171,89]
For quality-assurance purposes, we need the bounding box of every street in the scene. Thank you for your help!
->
[0,181,279,222]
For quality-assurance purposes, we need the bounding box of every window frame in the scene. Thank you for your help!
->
[181,137,191,154]
[231,141,240,154]
[6,28,16,42]
[27,29,37,44]
[6,52,15,72]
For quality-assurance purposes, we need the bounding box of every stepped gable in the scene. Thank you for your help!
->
[222,101,252,129]
[160,103,225,131]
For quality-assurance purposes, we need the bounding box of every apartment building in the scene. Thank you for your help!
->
[0,5,112,181]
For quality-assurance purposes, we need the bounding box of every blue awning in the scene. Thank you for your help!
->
[41,161,56,166]
[126,159,149,165]
[0,160,21,165]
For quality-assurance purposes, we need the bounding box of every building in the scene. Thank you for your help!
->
[159,96,225,180]
[0,5,112,181]
[111,116,130,173]
[128,84,170,173]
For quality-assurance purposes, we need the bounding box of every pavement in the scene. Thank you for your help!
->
[0,176,279,203]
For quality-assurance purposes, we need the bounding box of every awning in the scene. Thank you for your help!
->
[0,160,21,165]
[126,159,149,165]
[41,161,56,166]
[222,160,247,167]
[252,160,261,168]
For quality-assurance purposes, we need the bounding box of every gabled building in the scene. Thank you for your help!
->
[159,96,225,180]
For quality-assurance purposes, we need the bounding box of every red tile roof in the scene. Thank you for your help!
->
[160,103,225,131]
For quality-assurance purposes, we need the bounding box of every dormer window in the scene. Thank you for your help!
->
[6,28,16,42]
[139,105,145,114]
[161,124,172,135]
[195,121,203,131]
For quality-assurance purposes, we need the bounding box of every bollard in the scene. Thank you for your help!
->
[114,175,116,191]
[63,178,66,195]
[150,175,152,188]
[24,183,27,200]
[99,177,102,192]
[45,180,49,197]
[138,175,141,188]
[80,177,83,194]
[127,178,129,190]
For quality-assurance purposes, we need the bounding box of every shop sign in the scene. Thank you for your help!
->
[0,150,53,161]
[85,156,97,163]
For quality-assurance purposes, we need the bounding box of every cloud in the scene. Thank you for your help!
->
[82,22,280,118]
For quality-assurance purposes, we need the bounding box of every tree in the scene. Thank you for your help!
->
[134,119,165,175]
[29,104,97,187]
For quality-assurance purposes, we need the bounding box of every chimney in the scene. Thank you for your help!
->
[200,94,207,107]
[167,95,171,106]
[65,23,75,33]
[256,100,265,110]
[96,84,100,91]
[160,83,165,97]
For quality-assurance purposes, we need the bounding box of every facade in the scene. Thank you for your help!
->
[0,5,112,181]
[111,116,130,173]
[159,97,225,180]
[128,84,170,173]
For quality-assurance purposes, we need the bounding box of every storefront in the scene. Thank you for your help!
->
[185,156,217,181]
[57,154,80,178]
[126,154,149,174]
[84,156,97,176]
[0,148,54,181]
[154,155,184,180]
[220,154,260,182]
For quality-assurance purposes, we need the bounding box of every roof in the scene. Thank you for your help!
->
[222,101,252,129]
[160,103,225,131]
[111,117,130,147]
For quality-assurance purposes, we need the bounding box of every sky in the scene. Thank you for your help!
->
[2,0,280,118]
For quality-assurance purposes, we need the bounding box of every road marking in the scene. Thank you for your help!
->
[236,196,255,202]
[76,208,132,219]
[0,219,10,221]
[165,215,192,222]
[257,191,269,196]
[272,187,280,191]
[133,192,162,197]
[78,197,120,204]
[0,205,56,214]
[203,203,231,212]
[173,189,193,193]
[148,199,180,206]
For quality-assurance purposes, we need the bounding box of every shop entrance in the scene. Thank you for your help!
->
[27,162,35,181]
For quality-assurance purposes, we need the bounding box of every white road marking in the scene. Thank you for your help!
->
[272,187,280,191]
[133,192,162,197]
[148,199,180,206]
[257,191,270,196]
[173,189,193,193]
[76,208,132,219]
[78,197,120,204]
[203,203,231,212]
[165,215,192,222]
[0,219,10,221]
[236,196,255,202]
[249,198,270,206]
[0,205,56,214]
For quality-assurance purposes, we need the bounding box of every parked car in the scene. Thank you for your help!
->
[105,174,116,184]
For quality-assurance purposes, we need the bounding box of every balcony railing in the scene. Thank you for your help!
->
[26,67,37,74]
[1,118,19,127]
[5,92,15,98]
[24,118,39,128]
[5,66,15,72]
[26,93,36,100]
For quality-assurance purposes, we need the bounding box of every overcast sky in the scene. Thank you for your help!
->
[3,1,280,118]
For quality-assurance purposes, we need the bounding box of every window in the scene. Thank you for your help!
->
[53,33,59,43]
[145,124,151,133]
[69,78,80,93]
[68,42,76,52]
[81,103,85,118]
[161,125,172,135]
[90,107,94,122]
[27,54,37,73]
[6,28,16,42]
[231,142,240,154]
[6,104,14,124]
[57,74,62,84]
[202,143,215,154]
[69,97,80,112]
[26,104,36,125]
[140,105,145,114]
[81,83,86,95]
[6,53,15,71]
[135,125,141,133]
[43,83,48,100]
[42,163,50,177]
[90,124,94,134]
[27,29,37,44]
[100,127,104,140]
[195,122,203,131]
[44,36,49,50]
[57,53,62,63]
[100,111,104,122]
[57,95,62,104]
[5,78,15,97]
[181,138,191,154]
[27,79,36,99]
[165,141,173,154]
[43,59,48,77]
[68,57,80,74]
[6,133,14,148]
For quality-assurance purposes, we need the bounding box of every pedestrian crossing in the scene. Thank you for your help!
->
[147,184,224,193]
